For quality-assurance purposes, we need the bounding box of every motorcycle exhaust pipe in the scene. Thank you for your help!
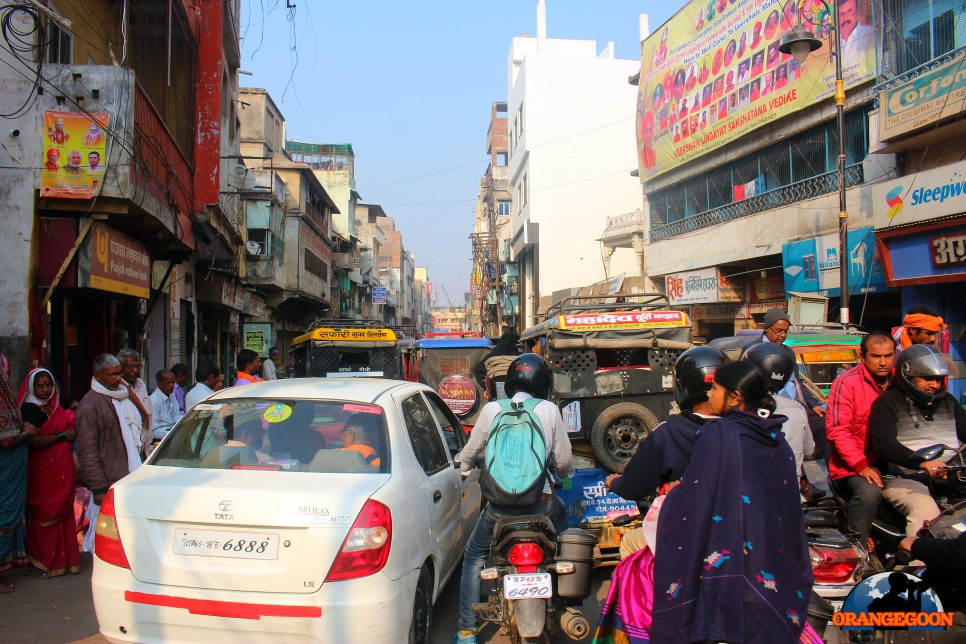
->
[560,607,590,640]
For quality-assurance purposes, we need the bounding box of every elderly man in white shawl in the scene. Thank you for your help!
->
[76,354,149,552]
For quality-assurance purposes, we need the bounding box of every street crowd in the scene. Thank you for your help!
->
[0,346,281,593]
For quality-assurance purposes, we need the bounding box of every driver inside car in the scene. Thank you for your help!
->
[869,344,966,538]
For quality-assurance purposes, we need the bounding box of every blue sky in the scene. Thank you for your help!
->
[239,1,678,306]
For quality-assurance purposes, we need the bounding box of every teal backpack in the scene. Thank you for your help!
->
[479,398,549,506]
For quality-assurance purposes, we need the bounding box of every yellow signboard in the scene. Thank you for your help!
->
[638,0,875,181]
[293,328,398,344]
[41,110,109,199]
[557,311,690,331]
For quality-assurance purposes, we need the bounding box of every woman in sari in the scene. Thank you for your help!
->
[1,353,36,593]
[17,368,80,578]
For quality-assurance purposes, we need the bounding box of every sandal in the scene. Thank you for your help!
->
[21,565,50,580]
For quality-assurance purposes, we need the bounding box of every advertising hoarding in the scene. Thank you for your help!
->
[638,0,875,181]
[782,226,888,296]
[41,110,109,199]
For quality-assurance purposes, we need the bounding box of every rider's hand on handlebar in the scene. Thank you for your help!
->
[920,459,948,479]
[859,466,884,488]
[899,536,917,553]
[604,473,619,491]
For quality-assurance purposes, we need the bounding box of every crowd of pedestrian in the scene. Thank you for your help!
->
[0,345,280,593]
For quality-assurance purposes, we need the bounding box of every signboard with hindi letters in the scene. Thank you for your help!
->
[78,222,150,299]
[637,0,875,181]
[557,311,689,331]
[665,268,719,305]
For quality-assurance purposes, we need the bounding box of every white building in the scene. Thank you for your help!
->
[507,1,643,327]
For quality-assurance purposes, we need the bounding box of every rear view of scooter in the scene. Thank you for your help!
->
[474,514,594,643]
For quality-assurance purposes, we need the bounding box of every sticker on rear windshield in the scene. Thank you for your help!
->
[343,403,381,415]
[262,403,293,423]
[193,403,223,411]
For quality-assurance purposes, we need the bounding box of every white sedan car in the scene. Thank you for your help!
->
[91,378,481,643]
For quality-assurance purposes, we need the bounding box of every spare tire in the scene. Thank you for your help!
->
[590,402,659,473]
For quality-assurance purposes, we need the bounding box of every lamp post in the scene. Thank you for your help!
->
[779,1,850,325]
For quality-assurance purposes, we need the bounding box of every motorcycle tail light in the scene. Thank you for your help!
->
[507,542,546,569]
[809,544,861,584]
[325,499,392,582]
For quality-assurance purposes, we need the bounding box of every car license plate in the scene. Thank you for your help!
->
[173,528,280,560]
[503,572,552,599]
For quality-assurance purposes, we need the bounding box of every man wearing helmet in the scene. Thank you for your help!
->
[453,353,574,644]
[869,344,966,538]
[742,343,817,500]
[603,346,727,557]
[826,332,895,545]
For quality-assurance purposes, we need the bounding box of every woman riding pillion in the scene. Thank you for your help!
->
[453,353,574,644]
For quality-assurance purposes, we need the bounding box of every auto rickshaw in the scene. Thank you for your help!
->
[289,317,414,378]
[521,293,694,564]
[398,337,494,427]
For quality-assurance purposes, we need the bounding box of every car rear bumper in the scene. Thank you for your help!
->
[93,559,419,643]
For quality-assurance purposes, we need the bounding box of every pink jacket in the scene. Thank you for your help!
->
[825,362,886,480]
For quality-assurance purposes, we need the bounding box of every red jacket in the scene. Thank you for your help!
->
[825,362,888,480]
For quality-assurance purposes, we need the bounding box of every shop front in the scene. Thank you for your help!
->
[782,226,900,332]
[38,219,151,403]
[196,273,267,382]
[665,267,748,338]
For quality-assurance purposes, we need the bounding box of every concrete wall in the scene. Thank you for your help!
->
[507,38,641,299]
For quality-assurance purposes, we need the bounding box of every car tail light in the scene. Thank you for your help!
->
[809,544,861,584]
[325,499,392,582]
[94,489,130,569]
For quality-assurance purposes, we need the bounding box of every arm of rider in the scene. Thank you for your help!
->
[868,393,921,471]
[456,403,495,473]
[826,377,874,475]
[543,402,574,480]
[920,459,948,479]
[858,465,885,488]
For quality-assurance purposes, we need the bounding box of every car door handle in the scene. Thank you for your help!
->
[433,490,442,503]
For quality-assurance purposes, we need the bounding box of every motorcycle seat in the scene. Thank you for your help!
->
[804,510,839,529]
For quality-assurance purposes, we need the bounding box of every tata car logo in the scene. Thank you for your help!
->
[218,501,234,512]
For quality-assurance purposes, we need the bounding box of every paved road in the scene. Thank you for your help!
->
[0,554,609,643]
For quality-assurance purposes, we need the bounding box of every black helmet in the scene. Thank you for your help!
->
[896,344,949,406]
[674,346,729,410]
[742,342,795,393]
[504,353,552,399]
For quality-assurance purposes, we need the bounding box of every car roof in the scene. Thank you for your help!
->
[205,378,419,404]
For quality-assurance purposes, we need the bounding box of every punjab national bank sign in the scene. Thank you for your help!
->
[79,222,151,299]
[637,0,875,181]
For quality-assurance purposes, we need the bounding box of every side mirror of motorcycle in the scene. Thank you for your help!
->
[911,444,947,463]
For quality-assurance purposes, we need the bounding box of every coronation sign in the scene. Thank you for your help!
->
[637,0,874,180]
[557,311,689,331]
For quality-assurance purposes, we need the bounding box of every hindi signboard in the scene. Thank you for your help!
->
[638,0,875,181]
[79,222,150,298]
[372,286,387,304]
[665,267,719,305]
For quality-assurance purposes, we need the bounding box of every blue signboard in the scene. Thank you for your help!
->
[782,226,889,297]
[372,287,387,304]
[881,222,966,283]
[557,468,639,528]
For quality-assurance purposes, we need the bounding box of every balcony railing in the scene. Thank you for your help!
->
[649,164,864,242]
[134,80,195,220]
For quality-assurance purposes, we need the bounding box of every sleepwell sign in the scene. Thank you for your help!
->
[872,159,966,229]
[782,226,889,296]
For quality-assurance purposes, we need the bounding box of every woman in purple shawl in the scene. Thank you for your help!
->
[651,362,813,643]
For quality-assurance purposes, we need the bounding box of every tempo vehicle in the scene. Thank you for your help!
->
[91,378,481,643]
[289,317,414,379]
[398,336,493,427]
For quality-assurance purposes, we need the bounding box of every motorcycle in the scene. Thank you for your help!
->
[866,444,966,572]
[473,514,594,643]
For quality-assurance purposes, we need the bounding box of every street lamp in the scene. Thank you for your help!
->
[779,1,850,326]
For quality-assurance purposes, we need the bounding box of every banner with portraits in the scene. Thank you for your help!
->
[637,0,875,181]
[41,110,109,199]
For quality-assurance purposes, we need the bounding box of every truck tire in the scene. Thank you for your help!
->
[590,402,659,473]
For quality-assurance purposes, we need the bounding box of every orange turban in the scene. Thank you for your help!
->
[898,313,947,349]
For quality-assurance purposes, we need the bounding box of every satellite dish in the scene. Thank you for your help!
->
[227,163,256,190]
[245,241,262,256]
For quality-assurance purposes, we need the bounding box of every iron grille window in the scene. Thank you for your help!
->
[246,201,284,261]
[888,0,962,74]
[46,22,70,64]
[649,105,871,228]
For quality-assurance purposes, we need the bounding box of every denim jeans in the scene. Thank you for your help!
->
[456,497,569,632]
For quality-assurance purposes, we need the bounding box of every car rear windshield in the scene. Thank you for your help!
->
[150,398,389,473]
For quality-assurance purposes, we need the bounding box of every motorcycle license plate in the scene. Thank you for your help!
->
[503,573,552,599]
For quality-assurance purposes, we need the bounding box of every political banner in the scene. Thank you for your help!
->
[41,110,109,199]
[638,0,875,181]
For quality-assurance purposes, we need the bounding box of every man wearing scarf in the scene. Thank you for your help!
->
[76,354,147,553]
[893,306,949,355]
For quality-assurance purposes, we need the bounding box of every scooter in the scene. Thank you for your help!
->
[473,514,594,643]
